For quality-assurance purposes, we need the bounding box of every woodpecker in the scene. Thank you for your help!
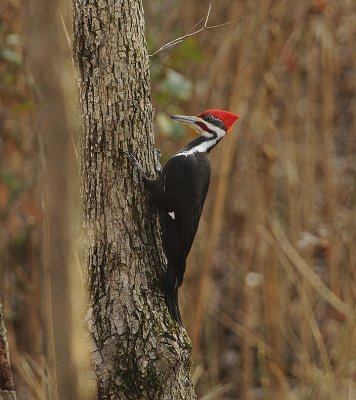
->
[125,109,239,324]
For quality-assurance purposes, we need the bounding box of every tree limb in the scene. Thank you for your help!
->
[149,3,242,67]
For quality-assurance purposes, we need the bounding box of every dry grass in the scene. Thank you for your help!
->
[147,0,356,398]
[1,0,355,399]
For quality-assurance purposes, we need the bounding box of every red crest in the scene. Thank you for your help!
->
[197,109,240,131]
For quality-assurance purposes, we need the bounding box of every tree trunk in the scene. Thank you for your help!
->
[71,1,196,399]
[0,304,17,400]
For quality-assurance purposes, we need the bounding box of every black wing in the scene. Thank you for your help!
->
[160,154,210,323]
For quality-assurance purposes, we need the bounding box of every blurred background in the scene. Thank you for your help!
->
[0,0,355,399]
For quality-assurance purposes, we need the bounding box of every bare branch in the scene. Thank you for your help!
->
[149,15,206,68]
[149,44,181,69]
[206,18,242,30]
[204,3,212,28]
[149,16,207,58]
[149,3,242,67]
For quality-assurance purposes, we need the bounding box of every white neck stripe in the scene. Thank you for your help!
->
[173,137,219,157]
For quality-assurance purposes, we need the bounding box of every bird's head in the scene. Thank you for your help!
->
[170,109,240,139]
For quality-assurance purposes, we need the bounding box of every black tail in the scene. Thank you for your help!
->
[165,261,183,325]
[160,212,187,325]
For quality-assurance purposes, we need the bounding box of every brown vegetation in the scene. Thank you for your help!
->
[0,0,355,399]
[146,0,356,399]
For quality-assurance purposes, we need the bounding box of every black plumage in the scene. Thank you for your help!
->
[125,109,239,324]
[143,151,211,323]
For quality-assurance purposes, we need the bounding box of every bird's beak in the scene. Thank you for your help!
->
[170,115,200,128]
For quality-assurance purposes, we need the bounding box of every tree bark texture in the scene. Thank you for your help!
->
[0,305,16,400]
[71,1,196,399]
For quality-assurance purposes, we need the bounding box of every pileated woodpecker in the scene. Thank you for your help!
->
[125,109,239,324]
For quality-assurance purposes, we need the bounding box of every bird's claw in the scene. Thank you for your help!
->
[123,150,144,185]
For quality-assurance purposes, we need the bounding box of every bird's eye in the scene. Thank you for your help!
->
[204,114,213,122]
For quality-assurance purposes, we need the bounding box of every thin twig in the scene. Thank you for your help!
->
[149,3,241,67]
[206,19,242,30]
[149,16,206,68]
[149,11,209,58]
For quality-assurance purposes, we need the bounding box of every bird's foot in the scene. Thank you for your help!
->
[123,151,144,185]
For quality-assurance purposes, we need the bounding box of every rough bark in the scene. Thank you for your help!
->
[71,1,196,399]
[0,305,16,400]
